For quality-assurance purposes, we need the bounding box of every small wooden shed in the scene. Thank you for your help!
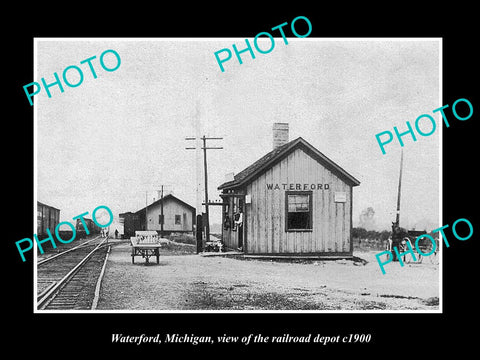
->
[218,124,360,258]
[121,194,196,236]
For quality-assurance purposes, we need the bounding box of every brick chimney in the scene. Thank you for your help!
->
[273,122,289,149]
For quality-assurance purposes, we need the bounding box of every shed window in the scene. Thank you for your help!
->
[175,215,181,225]
[286,191,312,231]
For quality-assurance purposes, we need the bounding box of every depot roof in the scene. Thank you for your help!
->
[218,137,360,190]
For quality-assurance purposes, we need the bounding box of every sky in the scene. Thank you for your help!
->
[35,38,441,232]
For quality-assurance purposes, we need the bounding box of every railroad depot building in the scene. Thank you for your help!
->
[120,194,196,237]
[218,123,360,257]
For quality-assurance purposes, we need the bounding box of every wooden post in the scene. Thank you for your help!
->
[202,135,210,243]
[395,148,404,227]
[392,149,404,261]
[186,133,223,251]
[160,185,164,238]
[196,214,203,254]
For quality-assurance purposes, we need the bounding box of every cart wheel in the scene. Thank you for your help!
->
[416,253,423,264]
[404,252,421,264]
[405,253,411,264]
[423,242,439,265]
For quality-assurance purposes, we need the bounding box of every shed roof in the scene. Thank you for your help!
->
[218,137,360,190]
[134,194,195,215]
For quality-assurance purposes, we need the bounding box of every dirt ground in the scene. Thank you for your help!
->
[96,240,440,311]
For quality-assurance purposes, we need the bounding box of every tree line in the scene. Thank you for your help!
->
[352,227,439,241]
[352,227,391,241]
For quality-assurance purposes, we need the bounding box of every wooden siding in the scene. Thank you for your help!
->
[222,193,245,250]
[223,197,234,249]
[244,147,352,254]
[146,198,194,232]
[37,203,60,236]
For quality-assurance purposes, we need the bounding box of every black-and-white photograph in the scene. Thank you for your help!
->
[33,38,442,312]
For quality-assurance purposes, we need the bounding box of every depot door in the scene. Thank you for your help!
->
[237,198,244,249]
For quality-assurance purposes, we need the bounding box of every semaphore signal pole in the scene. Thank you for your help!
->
[186,135,223,247]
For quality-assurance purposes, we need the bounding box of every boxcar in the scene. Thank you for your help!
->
[37,201,60,237]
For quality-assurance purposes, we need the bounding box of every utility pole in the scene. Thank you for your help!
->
[186,135,223,246]
[391,149,404,261]
[160,185,164,238]
[395,148,404,227]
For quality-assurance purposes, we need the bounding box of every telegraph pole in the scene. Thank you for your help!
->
[160,185,164,238]
[395,149,404,227]
[391,149,404,261]
[186,135,223,245]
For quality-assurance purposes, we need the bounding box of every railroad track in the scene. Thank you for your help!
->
[36,236,111,310]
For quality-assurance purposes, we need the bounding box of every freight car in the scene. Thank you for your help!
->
[119,212,141,238]
[75,217,101,237]
[37,201,60,237]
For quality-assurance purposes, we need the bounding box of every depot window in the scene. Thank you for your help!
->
[285,191,312,231]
